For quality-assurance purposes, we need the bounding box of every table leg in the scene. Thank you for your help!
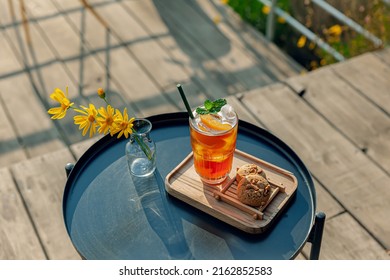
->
[308,212,326,260]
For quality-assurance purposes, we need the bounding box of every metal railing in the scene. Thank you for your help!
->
[260,0,384,62]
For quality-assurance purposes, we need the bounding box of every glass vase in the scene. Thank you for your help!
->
[126,118,156,177]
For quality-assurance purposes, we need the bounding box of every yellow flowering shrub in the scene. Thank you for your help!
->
[262,5,270,15]
[324,24,343,43]
[297,35,307,48]
[326,24,343,37]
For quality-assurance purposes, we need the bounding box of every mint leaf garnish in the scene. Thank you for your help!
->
[204,100,213,111]
[196,99,227,115]
[195,107,209,115]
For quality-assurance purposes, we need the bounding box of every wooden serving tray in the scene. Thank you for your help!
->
[165,150,298,234]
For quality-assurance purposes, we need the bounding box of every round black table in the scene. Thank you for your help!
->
[63,112,317,260]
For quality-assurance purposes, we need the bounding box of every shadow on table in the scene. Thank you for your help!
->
[131,171,195,260]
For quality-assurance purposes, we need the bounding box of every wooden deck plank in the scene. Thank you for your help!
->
[94,47,178,116]
[0,24,66,158]
[0,0,78,98]
[20,10,125,110]
[19,0,174,140]
[0,74,66,157]
[286,67,390,174]
[313,179,344,219]
[20,0,128,107]
[226,95,263,127]
[0,1,93,145]
[0,0,12,25]
[303,213,390,259]
[119,0,215,106]
[23,5,109,98]
[85,0,205,112]
[0,27,25,168]
[374,47,390,66]
[196,0,302,79]
[123,0,245,100]
[70,136,101,160]
[330,52,390,115]
[0,30,24,77]
[0,92,27,168]
[0,168,46,259]
[49,0,179,117]
[90,0,189,88]
[10,148,80,259]
[241,83,390,252]
[153,0,262,93]
[18,0,59,17]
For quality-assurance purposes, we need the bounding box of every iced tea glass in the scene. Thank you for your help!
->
[189,107,238,184]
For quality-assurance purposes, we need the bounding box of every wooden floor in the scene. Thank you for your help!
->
[0,0,389,260]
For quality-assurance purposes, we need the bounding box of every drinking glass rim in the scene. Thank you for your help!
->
[188,114,238,136]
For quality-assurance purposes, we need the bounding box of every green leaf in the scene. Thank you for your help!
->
[196,107,209,115]
[210,99,227,113]
[204,100,213,111]
[196,99,227,115]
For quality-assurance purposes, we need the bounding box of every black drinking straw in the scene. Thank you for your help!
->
[177,84,195,119]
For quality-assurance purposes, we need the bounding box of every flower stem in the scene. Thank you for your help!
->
[132,129,153,160]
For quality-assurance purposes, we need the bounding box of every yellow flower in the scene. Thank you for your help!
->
[326,24,342,36]
[262,5,270,15]
[297,35,307,48]
[97,105,116,135]
[73,104,98,138]
[97,88,105,99]
[277,17,286,24]
[47,87,74,119]
[220,0,229,4]
[111,108,135,139]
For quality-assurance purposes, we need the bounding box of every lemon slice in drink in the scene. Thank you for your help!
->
[200,114,232,131]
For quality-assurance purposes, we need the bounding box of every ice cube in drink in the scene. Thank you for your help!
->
[189,105,238,184]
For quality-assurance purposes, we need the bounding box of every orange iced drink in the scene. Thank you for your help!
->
[189,105,238,184]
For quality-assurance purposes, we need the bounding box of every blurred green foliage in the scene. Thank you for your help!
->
[227,0,390,70]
